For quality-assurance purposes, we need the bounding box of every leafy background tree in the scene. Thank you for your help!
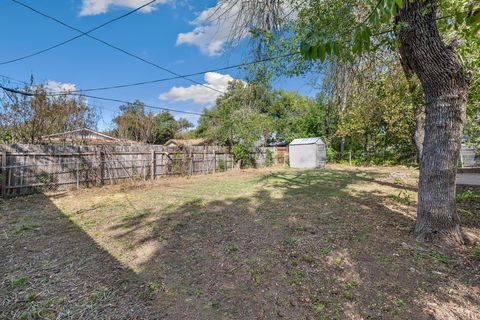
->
[112,100,192,144]
[0,83,97,143]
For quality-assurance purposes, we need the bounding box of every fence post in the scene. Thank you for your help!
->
[76,159,80,189]
[203,147,207,174]
[151,150,156,180]
[96,150,105,186]
[1,151,6,198]
[190,156,194,175]
[213,150,216,173]
[349,150,352,166]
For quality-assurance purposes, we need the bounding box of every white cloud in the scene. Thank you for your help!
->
[159,72,237,105]
[176,1,296,56]
[80,0,168,16]
[45,81,77,93]
[176,3,241,56]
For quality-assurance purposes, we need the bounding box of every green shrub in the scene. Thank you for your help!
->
[218,158,225,172]
[232,145,255,168]
[265,149,274,167]
[456,190,480,202]
[326,147,337,162]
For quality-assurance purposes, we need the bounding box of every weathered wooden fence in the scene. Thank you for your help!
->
[460,144,479,168]
[0,144,275,197]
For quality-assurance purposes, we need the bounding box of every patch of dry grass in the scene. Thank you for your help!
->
[1,165,479,319]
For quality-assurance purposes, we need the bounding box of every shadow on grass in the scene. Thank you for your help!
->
[112,168,479,319]
[0,195,153,319]
[2,168,479,319]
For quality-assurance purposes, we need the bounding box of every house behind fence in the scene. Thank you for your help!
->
[0,144,275,197]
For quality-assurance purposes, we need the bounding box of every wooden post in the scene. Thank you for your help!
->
[203,146,207,174]
[151,150,156,180]
[213,150,216,173]
[1,151,7,198]
[349,150,352,166]
[97,150,105,185]
[76,160,80,189]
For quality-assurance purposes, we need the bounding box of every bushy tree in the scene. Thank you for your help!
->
[0,84,97,143]
[112,101,192,144]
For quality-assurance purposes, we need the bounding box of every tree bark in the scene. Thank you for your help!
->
[396,0,470,244]
[399,45,425,165]
[413,106,425,164]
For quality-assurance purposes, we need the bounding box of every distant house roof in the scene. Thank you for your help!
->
[289,137,325,146]
[268,141,289,147]
[41,128,129,144]
[165,139,206,148]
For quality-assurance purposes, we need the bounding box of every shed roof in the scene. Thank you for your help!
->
[289,137,324,146]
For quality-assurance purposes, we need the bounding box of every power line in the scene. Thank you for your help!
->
[1,0,158,65]
[8,0,223,94]
[23,52,300,95]
[0,85,204,116]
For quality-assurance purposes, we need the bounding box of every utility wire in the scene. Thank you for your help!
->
[1,0,158,65]
[7,0,223,94]
[0,85,204,116]
[9,52,300,95]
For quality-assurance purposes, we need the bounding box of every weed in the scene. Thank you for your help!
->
[27,292,38,302]
[456,190,480,202]
[217,158,226,172]
[210,300,221,309]
[90,285,109,302]
[394,298,406,308]
[472,246,480,261]
[250,262,271,285]
[344,281,358,290]
[312,301,326,313]
[334,256,344,266]
[393,177,403,185]
[291,270,305,285]
[301,254,316,264]
[148,281,162,293]
[11,275,28,288]
[430,251,449,264]
[283,237,300,246]
[390,189,413,205]
[319,247,333,257]
[226,243,239,253]
[14,219,39,235]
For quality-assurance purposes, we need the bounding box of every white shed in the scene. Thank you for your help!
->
[289,137,326,168]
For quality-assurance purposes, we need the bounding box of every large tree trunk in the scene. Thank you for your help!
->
[413,106,425,164]
[396,0,470,243]
[399,47,425,164]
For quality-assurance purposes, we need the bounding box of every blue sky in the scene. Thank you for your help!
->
[0,0,316,130]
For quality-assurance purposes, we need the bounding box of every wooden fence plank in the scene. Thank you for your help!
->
[1,151,6,198]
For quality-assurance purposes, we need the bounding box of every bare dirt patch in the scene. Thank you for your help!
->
[1,165,479,319]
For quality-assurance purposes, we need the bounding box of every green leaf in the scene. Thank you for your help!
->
[300,43,311,58]
[331,41,340,56]
[395,0,404,8]
[466,11,480,26]
[319,44,327,62]
[310,46,319,59]
[325,41,332,55]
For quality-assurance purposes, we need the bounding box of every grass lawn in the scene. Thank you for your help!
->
[1,165,479,319]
